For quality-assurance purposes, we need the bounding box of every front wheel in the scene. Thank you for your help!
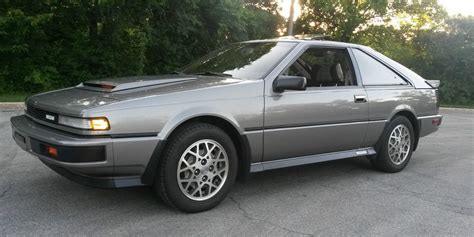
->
[154,123,237,212]
[371,116,415,173]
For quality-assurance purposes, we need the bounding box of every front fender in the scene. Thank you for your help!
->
[157,106,245,140]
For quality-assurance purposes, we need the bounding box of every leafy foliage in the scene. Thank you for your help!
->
[0,0,472,105]
[0,0,283,94]
[296,0,390,42]
[295,0,472,105]
[411,17,474,105]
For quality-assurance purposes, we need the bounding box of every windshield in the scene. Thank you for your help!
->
[181,42,297,79]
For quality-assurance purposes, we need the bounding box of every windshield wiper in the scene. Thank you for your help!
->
[193,71,232,77]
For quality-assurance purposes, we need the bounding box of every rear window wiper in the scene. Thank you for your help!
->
[193,71,232,77]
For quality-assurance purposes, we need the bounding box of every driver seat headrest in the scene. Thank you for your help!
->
[330,63,344,83]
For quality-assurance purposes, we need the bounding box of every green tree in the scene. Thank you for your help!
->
[295,0,446,42]
[295,0,390,42]
[294,0,474,106]
[0,0,282,94]
[412,17,474,105]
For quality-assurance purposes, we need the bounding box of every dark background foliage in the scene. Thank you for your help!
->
[0,0,472,106]
[0,0,283,93]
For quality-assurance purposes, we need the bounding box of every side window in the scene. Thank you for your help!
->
[284,48,356,87]
[352,49,407,86]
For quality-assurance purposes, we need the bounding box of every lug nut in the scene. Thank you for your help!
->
[202,176,208,181]
[194,169,200,175]
[201,159,207,165]
[209,166,214,171]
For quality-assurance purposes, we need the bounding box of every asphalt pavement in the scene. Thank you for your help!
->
[0,108,473,236]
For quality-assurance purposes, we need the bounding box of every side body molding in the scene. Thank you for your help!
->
[251,147,376,172]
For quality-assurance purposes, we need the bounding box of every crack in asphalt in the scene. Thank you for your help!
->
[362,176,474,217]
[228,196,314,237]
[0,185,11,198]
[0,149,19,179]
[366,175,469,201]
[406,169,473,190]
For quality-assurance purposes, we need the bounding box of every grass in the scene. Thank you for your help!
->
[440,103,474,109]
[0,93,29,102]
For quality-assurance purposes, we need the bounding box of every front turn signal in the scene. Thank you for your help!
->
[46,146,58,158]
[90,118,110,130]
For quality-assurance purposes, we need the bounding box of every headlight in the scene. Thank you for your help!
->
[58,115,110,130]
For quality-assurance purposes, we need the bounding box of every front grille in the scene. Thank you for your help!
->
[26,104,59,124]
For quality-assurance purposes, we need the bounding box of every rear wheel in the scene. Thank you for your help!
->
[371,116,414,173]
[155,123,237,212]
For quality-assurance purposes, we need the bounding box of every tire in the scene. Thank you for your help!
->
[371,116,415,173]
[154,122,238,212]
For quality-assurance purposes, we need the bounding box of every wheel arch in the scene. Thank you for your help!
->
[141,114,252,185]
[389,108,420,151]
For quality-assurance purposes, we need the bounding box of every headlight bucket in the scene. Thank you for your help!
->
[58,115,110,130]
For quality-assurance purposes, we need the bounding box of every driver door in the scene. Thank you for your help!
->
[263,46,369,161]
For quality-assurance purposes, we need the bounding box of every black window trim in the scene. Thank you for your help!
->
[350,47,414,87]
[259,41,300,80]
[277,44,361,90]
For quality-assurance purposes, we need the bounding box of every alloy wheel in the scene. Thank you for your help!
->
[177,139,229,201]
[388,124,411,165]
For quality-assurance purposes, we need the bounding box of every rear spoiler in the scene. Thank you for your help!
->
[425,80,440,89]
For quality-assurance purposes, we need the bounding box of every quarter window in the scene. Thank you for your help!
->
[284,48,357,87]
[353,49,407,86]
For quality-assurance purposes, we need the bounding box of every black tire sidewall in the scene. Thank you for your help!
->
[159,123,238,212]
[375,116,415,172]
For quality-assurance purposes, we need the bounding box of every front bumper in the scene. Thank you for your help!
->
[11,115,158,188]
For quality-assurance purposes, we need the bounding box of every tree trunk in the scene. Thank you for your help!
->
[287,0,295,35]
[87,0,99,40]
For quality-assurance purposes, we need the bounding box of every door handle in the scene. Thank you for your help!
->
[354,95,367,103]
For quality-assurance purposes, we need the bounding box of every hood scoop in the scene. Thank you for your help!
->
[78,75,197,92]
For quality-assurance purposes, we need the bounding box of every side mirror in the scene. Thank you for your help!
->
[273,75,307,93]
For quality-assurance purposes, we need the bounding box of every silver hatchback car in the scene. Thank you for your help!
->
[11,39,442,212]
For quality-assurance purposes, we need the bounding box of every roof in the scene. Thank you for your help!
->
[244,35,361,48]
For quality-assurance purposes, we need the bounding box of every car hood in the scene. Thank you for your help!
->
[26,74,246,116]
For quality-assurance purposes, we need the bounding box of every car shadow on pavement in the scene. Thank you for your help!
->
[26,156,377,212]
